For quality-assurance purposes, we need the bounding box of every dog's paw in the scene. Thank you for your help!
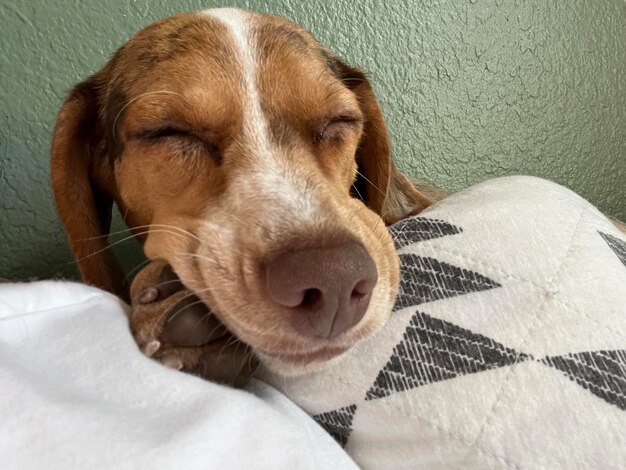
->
[129,260,258,387]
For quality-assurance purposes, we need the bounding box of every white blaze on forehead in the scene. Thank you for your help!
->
[203,8,270,152]
[202,8,317,218]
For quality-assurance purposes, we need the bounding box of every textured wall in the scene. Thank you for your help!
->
[1,0,625,280]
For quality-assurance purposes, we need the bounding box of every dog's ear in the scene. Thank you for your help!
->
[50,75,125,295]
[326,55,444,224]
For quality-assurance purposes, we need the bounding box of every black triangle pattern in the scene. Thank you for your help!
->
[389,217,463,249]
[394,254,501,311]
[312,217,466,445]
[541,350,626,411]
[366,312,530,400]
[312,404,358,448]
[599,232,626,269]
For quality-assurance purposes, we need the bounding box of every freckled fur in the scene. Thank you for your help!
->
[50,9,441,375]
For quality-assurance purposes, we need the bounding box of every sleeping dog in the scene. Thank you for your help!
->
[51,9,623,384]
[51,8,444,382]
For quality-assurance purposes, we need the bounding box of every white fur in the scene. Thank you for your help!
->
[204,9,270,154]
[203,8,317,218]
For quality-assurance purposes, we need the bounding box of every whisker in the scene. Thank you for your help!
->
[79,223,201,242]
[122,207,130,224]
[123,259,151,283]
[217,336,241,361]
[225,336,240,349]
[232,339,242,358]
[147,278,186,291]
[200,316,229,343]
[246,350,256,375]
[160,251,234,282]
[165,287,215,323]
[351,183,365,202]
[72,229,198,265]
[157,289,200,309]
[78,227,135,241]
[165,299,207,323]
[372,211,387,234]
[356,170,386,197]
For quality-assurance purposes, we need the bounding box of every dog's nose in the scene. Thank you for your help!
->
[265,242,378,339]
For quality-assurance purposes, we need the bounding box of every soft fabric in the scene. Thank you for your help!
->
[2,176,625,470]
[0,282,356,469]
[260,176,626,469]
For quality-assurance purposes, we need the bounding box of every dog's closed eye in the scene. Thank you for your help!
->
[137,126,192,140]
[313,114,363,144]
[133,126,222,162]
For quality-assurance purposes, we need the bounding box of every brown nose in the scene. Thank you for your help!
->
[265,242,378,339]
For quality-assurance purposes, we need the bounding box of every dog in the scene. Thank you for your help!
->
[52,8,624,382]
[50,8,445,379]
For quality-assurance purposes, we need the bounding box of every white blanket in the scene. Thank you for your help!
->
[0,282,356,469]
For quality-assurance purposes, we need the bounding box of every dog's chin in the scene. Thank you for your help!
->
[254,319,389,377]
[239,286,396,377]
[255,345,350,377]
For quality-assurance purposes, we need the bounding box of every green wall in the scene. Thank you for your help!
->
[1,0,625,280]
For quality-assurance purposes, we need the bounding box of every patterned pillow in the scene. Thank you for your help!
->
[260,176,626,469]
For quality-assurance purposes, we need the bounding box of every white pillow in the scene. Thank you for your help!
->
[260,176,626,469]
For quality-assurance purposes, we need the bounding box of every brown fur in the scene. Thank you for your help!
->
[50,10,436,374]
[51,10,624,375]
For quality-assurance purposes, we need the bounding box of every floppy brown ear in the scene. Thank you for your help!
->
[50,76,125,295]
[328,56,445,224]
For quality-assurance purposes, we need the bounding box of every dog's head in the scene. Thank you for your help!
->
[51,9,435,375]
